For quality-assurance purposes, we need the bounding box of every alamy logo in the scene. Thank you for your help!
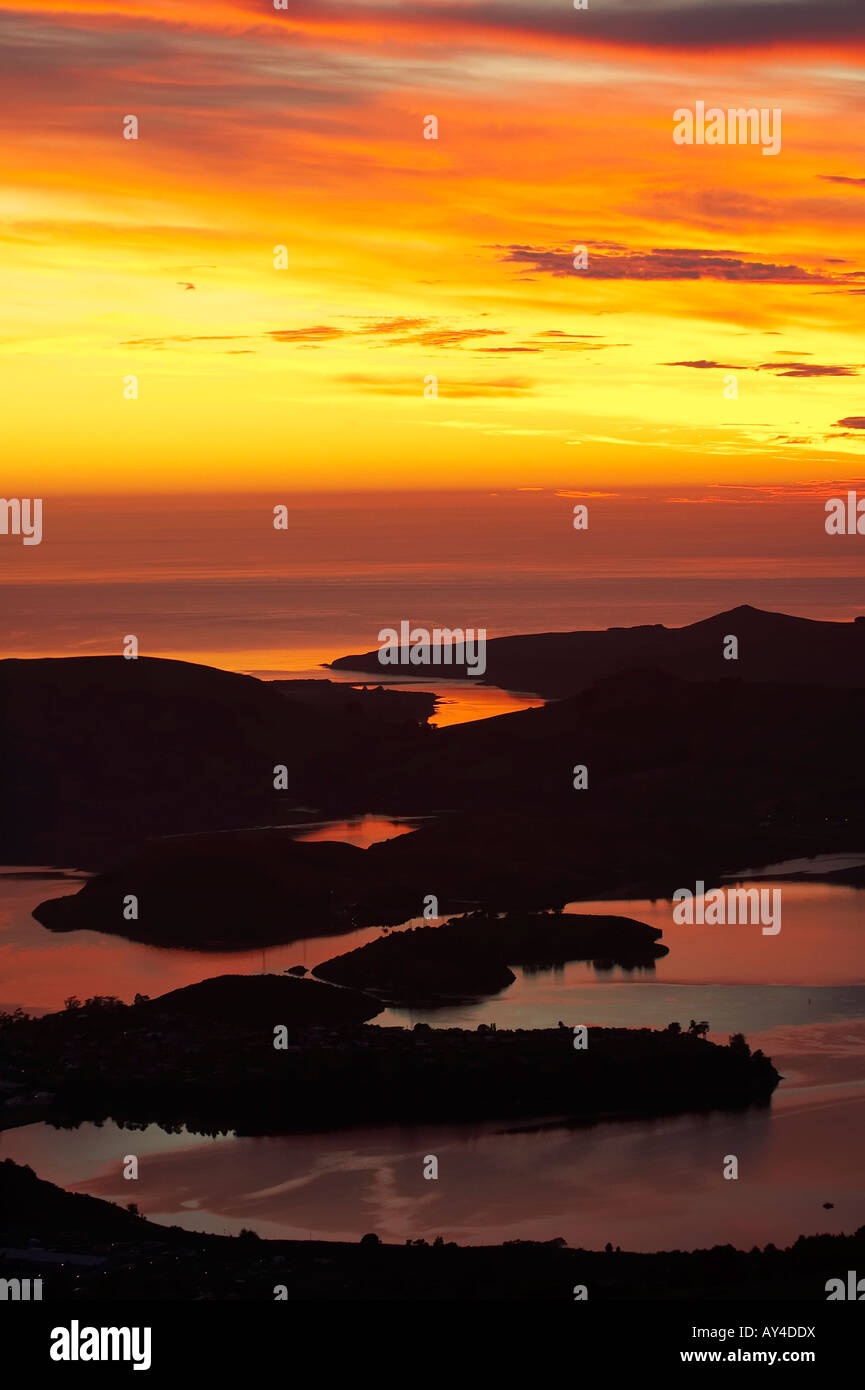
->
[825,1271,865,1299]
[378,621,487,676]
[673,102,781,156]
[0,1276,42,1300]
[825,492,865,535]
[49,1321,152,1371]
[0,497,42,545]
[672,882,781,935]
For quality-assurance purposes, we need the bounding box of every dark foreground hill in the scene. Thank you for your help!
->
[329,604,865,697]
[1,1159,860,1299]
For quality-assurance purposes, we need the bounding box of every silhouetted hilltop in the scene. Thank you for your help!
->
[361,670,865,816]
[328,605,865,697]
[0,997,779,1134]
[32,829,385,947]
[140,973,382,1026]
[0,655,433,864]
[314,912,666,1004]
[33,672,865,938]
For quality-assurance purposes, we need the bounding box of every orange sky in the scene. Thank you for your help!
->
[1,0,864,490]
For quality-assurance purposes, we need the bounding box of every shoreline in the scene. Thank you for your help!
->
[1,1158,861,1301]
[0,981,781,1137]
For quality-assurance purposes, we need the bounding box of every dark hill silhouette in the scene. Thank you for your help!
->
[3,1158,861,1300]
[362,669,865,815]
[313,911,666,1004]
[32,828,414,946]
[0,655,433,864]
[0,1001,780,1135]
[140,973,382,1026]
[269,678,437,724]
[34,671,865,942]
[328,605,865,697]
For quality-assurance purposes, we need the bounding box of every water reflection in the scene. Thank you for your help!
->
[3,1018,863,1250]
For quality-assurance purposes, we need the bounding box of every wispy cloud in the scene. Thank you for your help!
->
[496,244,862,285]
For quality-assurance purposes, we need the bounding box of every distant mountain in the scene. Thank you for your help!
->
[361,665,865,814]
[328,605,865,697]
[268,678,436,724]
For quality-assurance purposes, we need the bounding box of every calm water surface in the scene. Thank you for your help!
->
[2,843,863,1250]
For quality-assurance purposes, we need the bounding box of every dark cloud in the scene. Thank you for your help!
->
[835,417,865,428]
[818,175,865,188]
[392,327,506,348]
[758,362,858,377]
[357,317,431,335]
[268,326,347,343]
[250,0,865,53]
[665,359,742,369]
[496,244,852,285]
[347,318,508,348]
[122,319,515,354]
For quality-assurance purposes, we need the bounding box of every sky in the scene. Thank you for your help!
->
[1,0,864,491]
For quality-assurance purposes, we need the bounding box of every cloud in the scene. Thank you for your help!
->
[757,362,858,377]
[474,346,542,354]
[391,327,506,348]
[835,417,865,428]
[818,175,865,188]
[44,0,865,57]
[338,373,533,396]
[268,326,347,343]
[121,318,517,355]
[495,244,858,285]
[533,331,605,340]
[356,317,431,335]
[665,360,742,369]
